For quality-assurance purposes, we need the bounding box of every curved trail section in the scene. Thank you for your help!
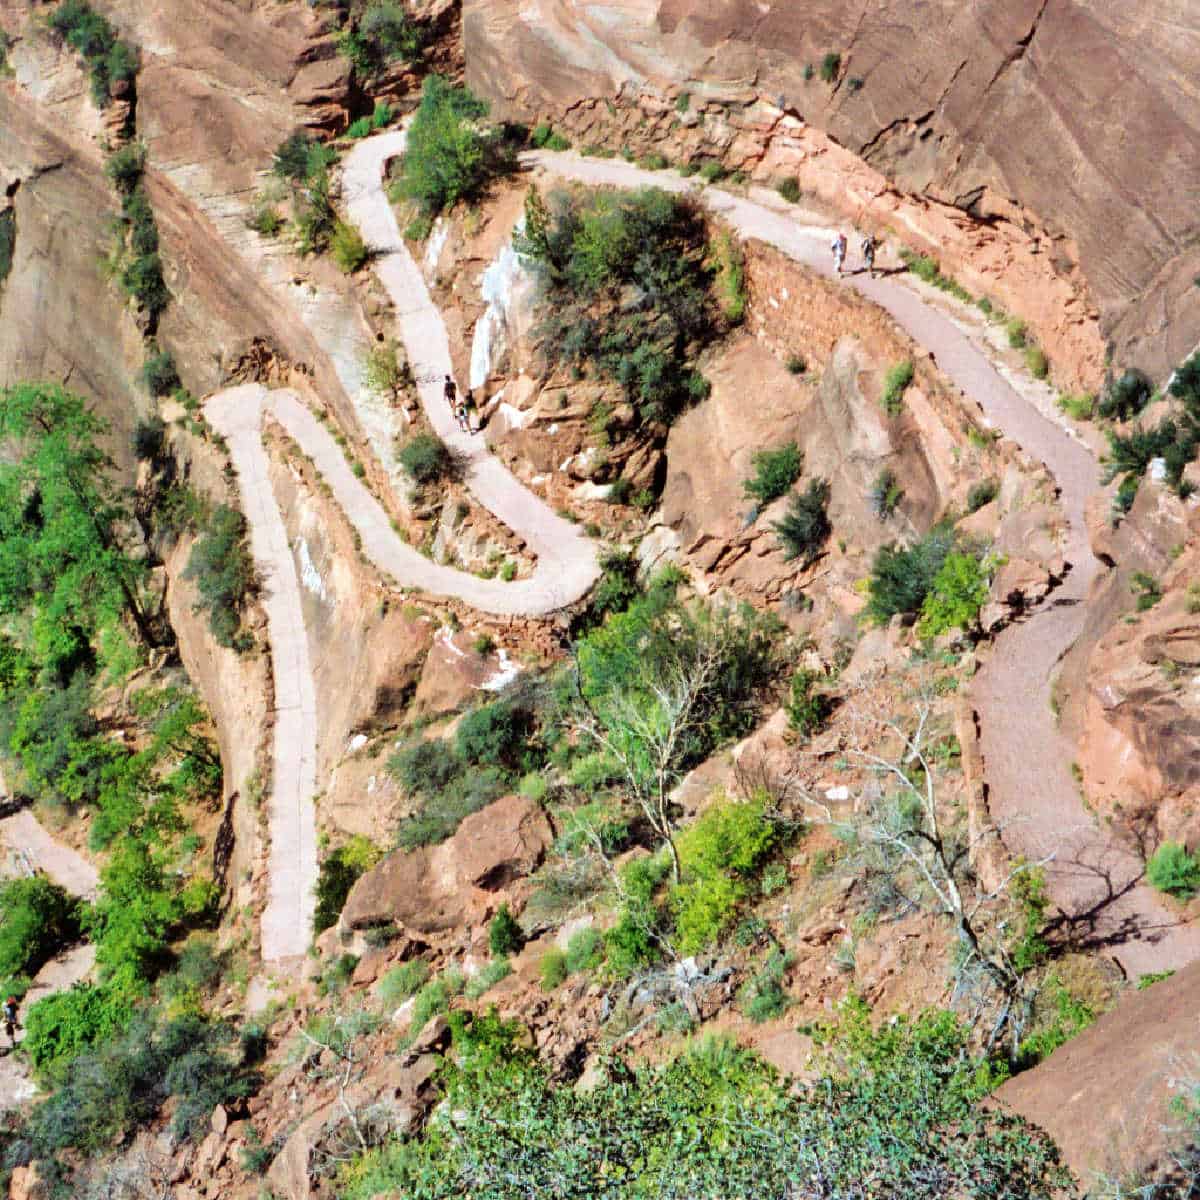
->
[213,133,1194,969]
[531,151,1198,972]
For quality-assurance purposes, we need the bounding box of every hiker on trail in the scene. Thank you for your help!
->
[861,233,877,278]
[464,390,480,434]
[455,400,469,433]
[443,374,457,411]
[831,232,847,275]
[4,997,18,1048]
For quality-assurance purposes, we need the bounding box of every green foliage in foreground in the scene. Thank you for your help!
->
[337,1005,1069,1200]
[917,550,990,637]
[313,836,383,933]
[398,76,511,216]
[0,877,81,984]
[1146,841,1200,899]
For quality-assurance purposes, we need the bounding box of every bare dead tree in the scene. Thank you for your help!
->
[796,691,1055,1058]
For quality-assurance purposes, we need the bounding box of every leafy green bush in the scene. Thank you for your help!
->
[397,430,455,483]
[564,927,603,974]
[1098,368,1153,422]
[517,184,720,427]
[776,176,801,203]
[336,1003,1066,1200]
[865,527,954,625]
[488,903,524,956]
[394,766,507,849]
[1130,571,1162,612]
[881,360,914,416]
[378,959,430,1006]
[140,347,179,396]
[917,550,989,637]
[455,700,530,769]
[966,477,999,512]
[670,797,779,954]
[539,948,567,991]
[1146,841,1200,899]
[530,124,571,152]
[337,1,425,75]
[785,668,831,738]
[398,76,511,216]
[465,957,511,1000]
[21,981,132,1072]
[820,51,841,82]
[1016,976,1095,1070]
[331,219,369,272]
[1057,392,1095,421]
[104,141,146,193]
[742,442,802,507]
[0,877,81,983]
[699,160,726,183]
[313,836,382,933]
[48,0,139,110]
[786,354,806,374]
[1005,317,1028,349]
[272,131,327,182]
[739,947,792,1022]
[869,468,903,518]
[184,504,255,650]
[773,478,831,563]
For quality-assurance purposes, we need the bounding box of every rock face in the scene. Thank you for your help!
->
[998,961,1200,1183]
[463,0,1200,384]
[340,793,552,934]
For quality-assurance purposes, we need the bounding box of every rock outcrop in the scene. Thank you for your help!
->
[464,0,1200,386]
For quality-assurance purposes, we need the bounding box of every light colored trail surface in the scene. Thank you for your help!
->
[0,809,99,900]
[529,150,1198,973]
[211,134,1195,970]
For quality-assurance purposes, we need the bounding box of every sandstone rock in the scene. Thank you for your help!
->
[412,629,498,717]
[210,1104,228,1136]
[455,793,553,888]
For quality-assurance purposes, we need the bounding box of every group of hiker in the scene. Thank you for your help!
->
[831,231,877,278]
[442,375,479,434]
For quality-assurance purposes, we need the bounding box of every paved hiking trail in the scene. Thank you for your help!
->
[0,799,99,1107]
[208,132,1194,971]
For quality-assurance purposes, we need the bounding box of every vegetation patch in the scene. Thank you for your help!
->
[1146,841,1200,899]
[881,360,914,416]
[864,527,956,625]
[773,478,832,564]
[517,183,730,431]
[47,0,138,113]
[183,504,256,651]
[313,836,383,933]
[336,1,427,76]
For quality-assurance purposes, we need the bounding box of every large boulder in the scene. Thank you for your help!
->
[341,794,552,933]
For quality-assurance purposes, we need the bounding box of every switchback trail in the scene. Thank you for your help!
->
[210,131,1195,971]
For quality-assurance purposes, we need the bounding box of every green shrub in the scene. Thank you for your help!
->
[881,360,914,416]
[564,927,603,974]
[331,219,369,272]
[0,209,14,287]
[406,970,463,1040]
[531,124,571,152]
[1024,346,1049,380]
[184,505,255,650]
[21,980,132,1072]
[1098,368,1153,422]
[865,527,954,625]
[1005,317,1028,349]
[869,468,903,518]
[364,340,405,396]
[742,442,802,507]
[1016,975,1095,1069]
[786,354,806,375]
[272,131,329,182]
[455,700,529,769]
[488,904,524,956]
[140,347,179,396]
[337,2,425,75]
[776,176,801,203]
[539,948,567,991]
[1057,392,1095,421]
[465,957,511,1000]
[398,76,510,215]
[638,152,669,170]
[397,430,455,483]
[918,550,989,637]
[699,160,726,184]
[48,0,138,109]
[966,477,999,512]
[394,767,507,849]
[773,478,831,563]
[820,51,841,82]
[711,230,746,324]
[313,836,382,933]
[378,959,430,1006]
[1146,841,1200,899]
[0,876,81,983]
[388,736,458,795]
[1130,571,1162,612]
[132,415,166,461]
[738,948,792,1021]
[104,141,146,193]
[785,668,831,738]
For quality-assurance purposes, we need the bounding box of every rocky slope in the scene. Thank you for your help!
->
[463,0,1200,387]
